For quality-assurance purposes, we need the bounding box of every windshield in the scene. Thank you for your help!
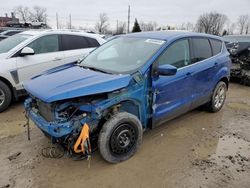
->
[80,37,165,74]
[0,34,32,54]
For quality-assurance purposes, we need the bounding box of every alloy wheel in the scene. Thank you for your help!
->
[214,85,226,109]
[0,89,5,106]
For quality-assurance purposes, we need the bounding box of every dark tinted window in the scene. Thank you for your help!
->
[6,31,21,36]
[192,38,212,63]
[158,39,190,68]
[27,35,59,54]
[61,35,89,50]
[86,37,100,47]
[210,39,222,55]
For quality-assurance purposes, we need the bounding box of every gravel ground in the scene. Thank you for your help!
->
[0,83,250,188]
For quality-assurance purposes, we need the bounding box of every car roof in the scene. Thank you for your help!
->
[124,31,222,41]
[20,29,104,39]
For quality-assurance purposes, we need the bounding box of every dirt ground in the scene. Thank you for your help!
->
[0,83,250,188]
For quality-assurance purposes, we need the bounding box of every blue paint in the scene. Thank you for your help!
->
[24,65,131,103]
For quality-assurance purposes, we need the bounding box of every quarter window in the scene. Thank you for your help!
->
[86,37,100,47]
[61,35,89,50]
[27,35,59,54]
[158,39,190,68]
[191,38,212,63]
[210,39,222,55]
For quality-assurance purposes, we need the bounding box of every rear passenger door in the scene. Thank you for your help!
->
[60,34,100,63]
[189,37,222,109]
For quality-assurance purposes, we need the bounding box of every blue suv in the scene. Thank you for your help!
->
[24,31,231,163]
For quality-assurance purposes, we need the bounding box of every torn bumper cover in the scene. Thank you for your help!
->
[24,98,78,138]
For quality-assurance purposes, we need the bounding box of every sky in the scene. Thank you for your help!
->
[0,0,250,30]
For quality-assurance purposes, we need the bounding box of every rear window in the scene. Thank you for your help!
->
[210,39,222,55]
[191,38,212,63]
[61,35,89,50]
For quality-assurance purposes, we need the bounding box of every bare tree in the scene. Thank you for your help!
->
[246,22,250,34]
[196,12,228,36]
[238,15,250,34]
[29,6,48,22]
[14,5,30,22]
[95,13,109,34]
[116,21,126,34]
[177,22,194,31]
[225,21,236,35]
[140,21,158,31]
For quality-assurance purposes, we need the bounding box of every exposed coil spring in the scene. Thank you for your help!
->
[41,145,65,159]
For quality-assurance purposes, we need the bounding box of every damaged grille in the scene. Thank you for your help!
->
[37,101,55,122]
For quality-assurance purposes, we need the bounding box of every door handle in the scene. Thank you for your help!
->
[53,57,62,61]
[214,62,218,66]
[186,72,192,76]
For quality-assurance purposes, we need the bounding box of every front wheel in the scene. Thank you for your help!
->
[0,81,12,112]
[206,81,227,112]
[98,112,143,163]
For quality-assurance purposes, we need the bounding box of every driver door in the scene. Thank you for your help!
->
[152,38,194,127]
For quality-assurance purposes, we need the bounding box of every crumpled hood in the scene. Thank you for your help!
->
[23,65,132,103]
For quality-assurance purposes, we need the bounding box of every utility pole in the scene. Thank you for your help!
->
[56,12,59,29]
[116,20,118,34]
[69,14,72,29]
[127,5,130,33]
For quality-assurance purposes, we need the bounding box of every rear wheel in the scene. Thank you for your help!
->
[98,112,143,163]
[206,81,227,112]
[0,81,12,112]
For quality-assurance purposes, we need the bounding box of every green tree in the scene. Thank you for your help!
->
[132,19,141,33]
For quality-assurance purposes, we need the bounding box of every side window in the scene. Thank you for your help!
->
[191,38,212,63]
[210,39,222,56]
[157,39,190,69]
[7,31,20,36]
[27,35,59,54]
[86,37,100,47]
[61,35,89,50]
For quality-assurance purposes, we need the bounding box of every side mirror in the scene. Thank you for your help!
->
[158,64,177,76]
[20,47,35,56]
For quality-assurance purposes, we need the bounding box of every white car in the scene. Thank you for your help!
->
[0,30,106,112]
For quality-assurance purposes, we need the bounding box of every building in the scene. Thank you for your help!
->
[0,13,19,27]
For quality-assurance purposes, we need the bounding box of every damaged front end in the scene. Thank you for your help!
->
[24,93,108,158]
[23,70,150,159]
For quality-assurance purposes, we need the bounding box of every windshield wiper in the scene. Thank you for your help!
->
[79,64,111,74]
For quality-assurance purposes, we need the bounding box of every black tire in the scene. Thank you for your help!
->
[0,81,12,112]
[206,81,227,113]
[98,112,143,163]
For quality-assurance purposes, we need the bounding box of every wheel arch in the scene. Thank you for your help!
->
[0,76,15,99]
[98,99,143,130]
[219,76,229,89]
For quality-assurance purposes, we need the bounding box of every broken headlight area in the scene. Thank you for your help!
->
[24,95,107,159]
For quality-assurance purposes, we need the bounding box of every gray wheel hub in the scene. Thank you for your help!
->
[0,89,5,106]
[214,85,226,109]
